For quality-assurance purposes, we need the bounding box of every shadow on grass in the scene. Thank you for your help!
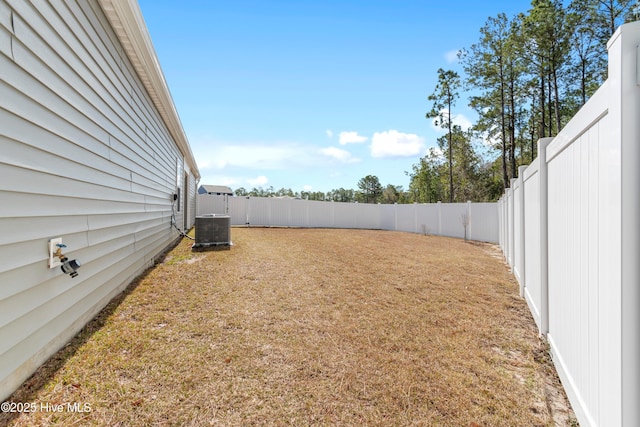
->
[463,239,490,246]
[0,237,185,427]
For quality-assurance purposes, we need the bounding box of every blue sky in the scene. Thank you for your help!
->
[138,0,532,193]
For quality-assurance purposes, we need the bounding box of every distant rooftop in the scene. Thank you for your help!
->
[198,185,233,195]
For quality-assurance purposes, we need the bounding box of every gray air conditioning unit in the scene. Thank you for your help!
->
[192,214,231,251]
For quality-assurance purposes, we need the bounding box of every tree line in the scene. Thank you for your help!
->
[233,175,410,204]
[410,0,639,203]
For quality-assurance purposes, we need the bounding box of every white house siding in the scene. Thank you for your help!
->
[0,0,199,401]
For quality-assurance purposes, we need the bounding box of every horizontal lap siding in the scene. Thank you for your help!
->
[187,173,196,229]
[0,0,188,400]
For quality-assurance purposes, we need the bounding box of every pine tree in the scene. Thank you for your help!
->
[426,69,461,201]
[461,13,514,188]
[356,175,383,204]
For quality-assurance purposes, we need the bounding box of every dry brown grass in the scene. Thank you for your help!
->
[1,228,575,426]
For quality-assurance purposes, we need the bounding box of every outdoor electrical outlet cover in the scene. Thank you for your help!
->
[48,238,63,269]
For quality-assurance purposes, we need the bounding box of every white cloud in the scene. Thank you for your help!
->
[457,115,473,131]
[339,131,368,145]
[430,110,473,133]
[199,174,238,187]
[247,175,268,186]
[195,142,315,171]
[326,129,333,138]
[473,122,501,148]
[303,185,313,191]
[428,146,444,158]
[370,130,425,158]
[445,49,460,63]
[319,146,360,163]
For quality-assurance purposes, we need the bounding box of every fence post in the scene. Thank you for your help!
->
[609,22,640,426]
[466,200,472,241]
[538,137,553,337]
[503,194,508,257]
[504,192,508,261]
[394,203,398,231]
[518,166,527,298]
[333,201,336,228]
[497,198,501,249]
[437,201,442,235]
[267,197,272,227]
[508,181,516,269]
[245,196,251,226]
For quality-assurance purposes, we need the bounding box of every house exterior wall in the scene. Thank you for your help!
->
[0,0,198,401]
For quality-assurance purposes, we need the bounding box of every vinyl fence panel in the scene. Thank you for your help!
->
[468,203,499,244]
[228,196,249,225]
[288,199,309,227]
[469,203,499,243]
[197,195,498,243]
[416,204,440,236]
[547,102,611,427]
[394,203,418,233]
[197,193,228,215]
[331,202,359,229]
[307,200,335,228]
[438,203,469,240]
[353,203,380,230]
[495,21,640,427]
[380,205,396,230]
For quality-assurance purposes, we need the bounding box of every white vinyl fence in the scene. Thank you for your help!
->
[498,22,640,427]
[197,195,499,243]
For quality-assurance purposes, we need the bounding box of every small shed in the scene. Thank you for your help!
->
[198,185,234,196]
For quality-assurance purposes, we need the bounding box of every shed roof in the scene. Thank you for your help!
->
[200,185,233,194]
[97,0,200,181]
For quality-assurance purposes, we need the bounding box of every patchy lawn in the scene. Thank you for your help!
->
[1,228,575,426]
